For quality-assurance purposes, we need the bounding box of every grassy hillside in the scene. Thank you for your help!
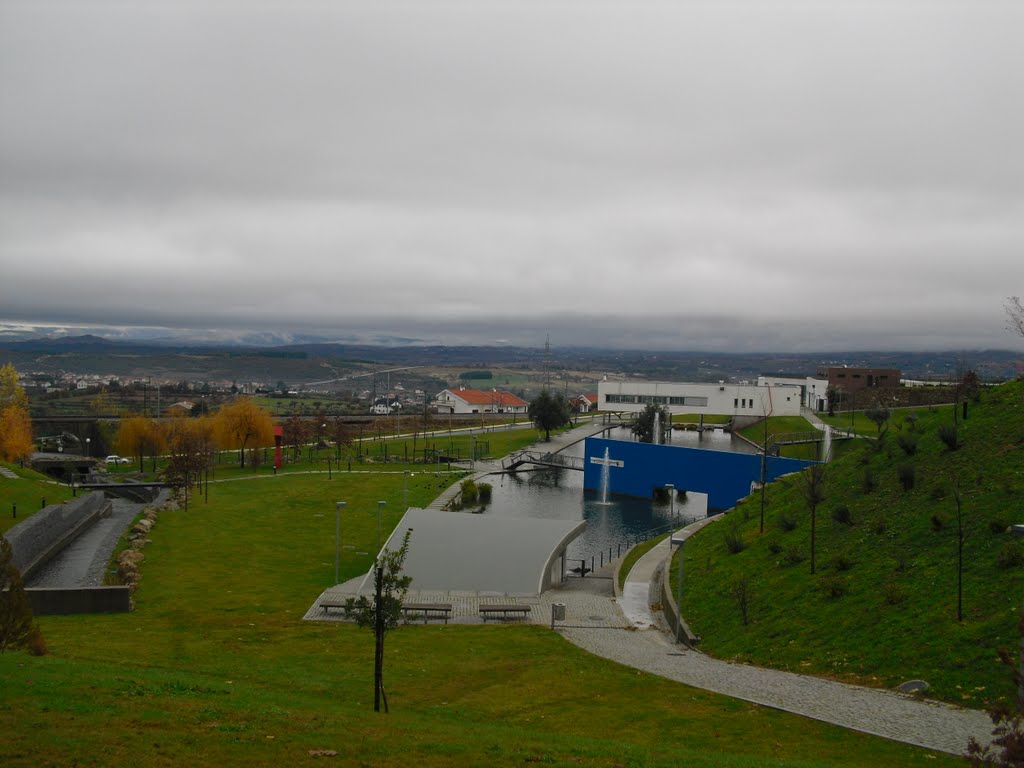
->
[0,468,959,766]
[676,378,1024,709]
[0,462,75,534]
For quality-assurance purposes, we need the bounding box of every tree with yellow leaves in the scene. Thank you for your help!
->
[0,364,33,463]
[213,397,273,468]
[115,414,166,472]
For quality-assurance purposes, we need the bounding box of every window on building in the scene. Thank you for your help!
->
[734,398,739,408]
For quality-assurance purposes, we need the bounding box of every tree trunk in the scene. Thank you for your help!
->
[810,505,816,574]
[373,564,384,713]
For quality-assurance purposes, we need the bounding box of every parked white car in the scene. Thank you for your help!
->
[105,455,130,464]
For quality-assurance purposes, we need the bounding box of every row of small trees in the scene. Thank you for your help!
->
[115,396,275,472]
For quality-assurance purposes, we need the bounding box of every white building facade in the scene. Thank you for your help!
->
[756,375,829,411]
[598,380,803,418]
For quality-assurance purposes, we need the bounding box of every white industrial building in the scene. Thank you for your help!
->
[597,380,803,419]
[756,374,829,411]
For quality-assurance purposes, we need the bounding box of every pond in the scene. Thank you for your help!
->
[478,426,754,563]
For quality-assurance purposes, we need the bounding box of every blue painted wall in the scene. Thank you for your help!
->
[584,437,816,512]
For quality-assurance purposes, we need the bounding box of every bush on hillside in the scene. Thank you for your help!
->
[990,518,1009,535]
[938,423,959,451]
[882,581,906,605]
[896,434,918,456]
[898,463,916,491]
[831,553,854,572]
[862,467,876,494]
[997,541,1024,570]
[819,574,848,599]
[724,525,746,554]
[832,504,853,525]
[477,482,492,504]
[778,513,798,532]
[783,546,805,566]
[872,515,887,535]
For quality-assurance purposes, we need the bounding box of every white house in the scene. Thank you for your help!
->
[434,387,529,415]
[598,380,803,419]
[756,374,829,411]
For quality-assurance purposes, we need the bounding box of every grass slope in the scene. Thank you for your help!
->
[0,463,75,534]
[0,468,959,766]
[676,379,1024,709]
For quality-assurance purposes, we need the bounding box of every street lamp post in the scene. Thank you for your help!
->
[665,483,675,522]
[376,500,386,552]
[85,437,90,458]
[670,534,685,644]
[335,501,347,584]
[403,470,409,511]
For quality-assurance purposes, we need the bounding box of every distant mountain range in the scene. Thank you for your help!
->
[0,329,1020,384]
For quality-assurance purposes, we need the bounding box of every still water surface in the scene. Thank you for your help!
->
[479,427,752,562]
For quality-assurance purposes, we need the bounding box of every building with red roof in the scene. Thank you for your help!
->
[433,387,529,415]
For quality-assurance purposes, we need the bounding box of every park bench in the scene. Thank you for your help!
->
[479,604,531,621]
[320,600,349,614]
[401,602,453,624]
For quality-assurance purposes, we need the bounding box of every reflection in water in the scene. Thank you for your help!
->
[481,430,744,561]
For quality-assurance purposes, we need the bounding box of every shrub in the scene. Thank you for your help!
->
[896,434,917,456]
[778,513,798,532]
[989,518,1009,535]
[456,479,478,508]
[832,505,853,525]
[930,484,947,501]
[997,541,1024,570]
[883,581,906,605]
[903,413,918,432]
[873,515,888,535]
[477,482,492,504]
[930,513,945,532]
[783,547,805,566]
[26,624,47,656]
[768,541,782,555]
[724,526,746,554]
[938,423,959,451]
[819,574,848,599]
[862,467,876,494]
[898,463,916,491]
[728,577,752,626]
[831,553,854,572]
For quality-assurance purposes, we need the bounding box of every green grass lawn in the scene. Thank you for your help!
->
[0,464,961,766]
[675,380,1024,710]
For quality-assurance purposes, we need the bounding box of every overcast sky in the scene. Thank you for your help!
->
[1,1,1022,351]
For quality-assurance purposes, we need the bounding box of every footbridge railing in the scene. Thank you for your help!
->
[501,450,586,472]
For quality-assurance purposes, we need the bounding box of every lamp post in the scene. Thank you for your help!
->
[85,437,90,458]
[403,470,409,511]
[335,501,347,584]
[665,483,675,522]
[376,500,386,552]
[670,534,685,644]
[471,435,477,470]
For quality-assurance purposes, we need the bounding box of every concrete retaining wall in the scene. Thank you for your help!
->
[5,492,111,580]
[26,586,131,615]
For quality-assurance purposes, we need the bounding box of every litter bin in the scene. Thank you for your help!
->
[551,602,566,628]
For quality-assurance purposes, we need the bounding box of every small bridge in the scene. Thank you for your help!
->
[767,428,856,456]
[502,450,585,472]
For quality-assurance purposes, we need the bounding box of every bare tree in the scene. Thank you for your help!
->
[800,464,827,575]
[345,530,413,713]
